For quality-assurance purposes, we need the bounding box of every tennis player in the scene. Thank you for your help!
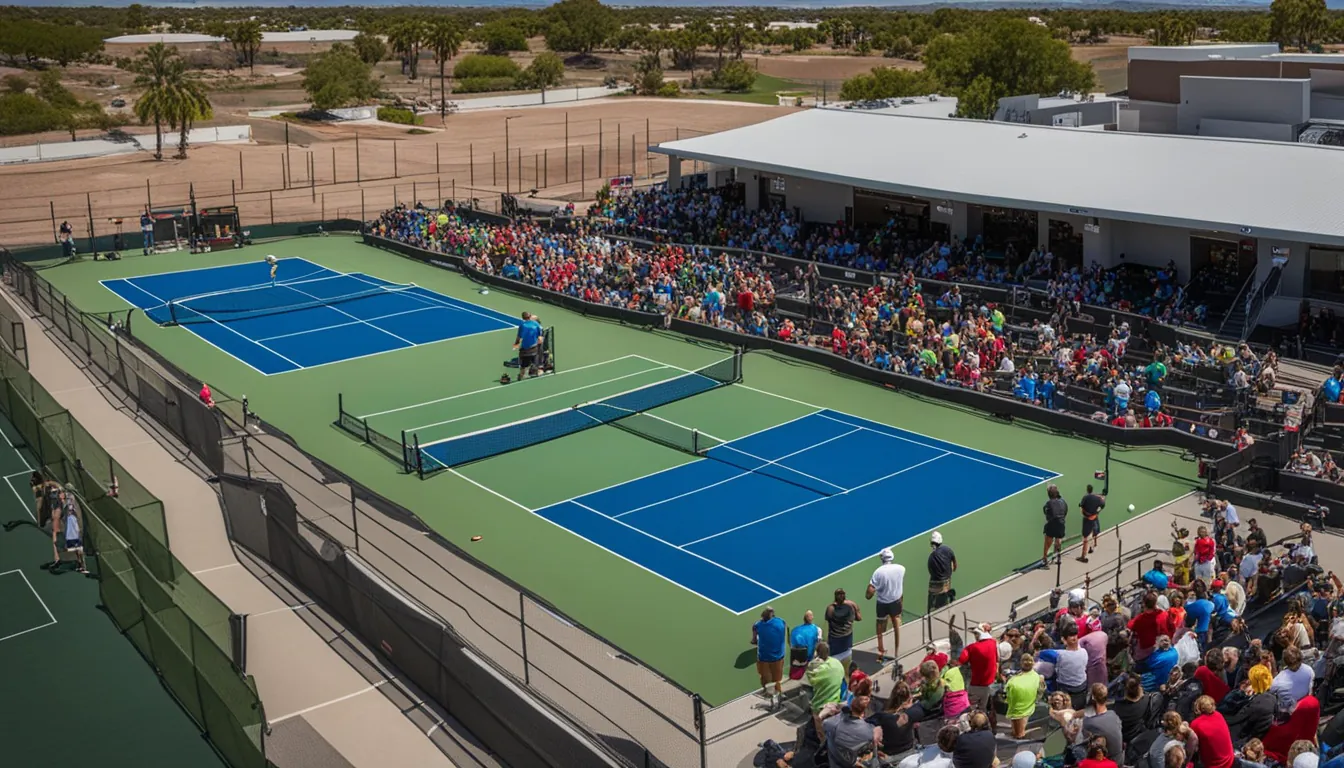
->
[513,312,544,379]
[266,254,278,285]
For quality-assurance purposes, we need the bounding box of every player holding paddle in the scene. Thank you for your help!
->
[265,254,278,285]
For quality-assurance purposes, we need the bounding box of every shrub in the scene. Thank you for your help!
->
[453,54,520,80]
[0,92,63,136]
[657,80,681,98]
[454,76,519,94]
[377,106,423,125]
[706,59,756,92]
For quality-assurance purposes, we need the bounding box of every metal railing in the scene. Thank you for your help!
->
[1218,268,1259,337]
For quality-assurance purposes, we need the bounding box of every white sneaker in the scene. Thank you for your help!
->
[770,694,780,710]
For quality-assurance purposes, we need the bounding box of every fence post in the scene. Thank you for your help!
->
[393,185,398,208]
[310,152,315,202]
[516,149,521,192]
[321,192,325,222]
[332,146,337,184]
[86,192,96,255]
[543,148,548,189]
[350,486,360,551]
[564,111,569,185]
[533,153,538,189]
[694,694,708,768]
[598,120,603,180]
[394,141,399,179]
[630,135,634,181]
[361,188,365,222]
[412,182,417,207]
[282,153,289,190]
[469,143,474,188]
[436,177,441,206]
[146,178,152,211]
[49,201,56,244]
[617,123,622,176]
[519,592,530,686]
[231,179,237,208]
[581,145,585,197]
[269,191,274,225]
[356,133,362,182]
[451,179,455,203]
[492,152,497,186]
[435,143,440,175]
[239,151,245,189]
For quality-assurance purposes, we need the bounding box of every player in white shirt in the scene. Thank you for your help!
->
[866,548,906,663]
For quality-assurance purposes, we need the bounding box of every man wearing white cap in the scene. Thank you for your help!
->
[928,531,957,611]
[867,548,906,664]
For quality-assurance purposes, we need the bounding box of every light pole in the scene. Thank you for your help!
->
[503,115,518,195]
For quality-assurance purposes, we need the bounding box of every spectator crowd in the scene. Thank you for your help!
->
[370,197,1275,443]
[749,489,1340,768]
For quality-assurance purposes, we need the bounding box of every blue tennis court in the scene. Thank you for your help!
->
[101,257,520,375]
[534,408,1058,614]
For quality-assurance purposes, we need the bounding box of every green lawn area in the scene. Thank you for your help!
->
[690,73,810,105]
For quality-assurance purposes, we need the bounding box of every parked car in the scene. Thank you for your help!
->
[110,98,126,108]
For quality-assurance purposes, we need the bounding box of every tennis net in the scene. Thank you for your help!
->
[146,274,420,326]
[415,351,742,475]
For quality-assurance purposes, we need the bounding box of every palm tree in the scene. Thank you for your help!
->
[388,19,427,79]
[228,20,264,75]
[164,61,213,159]
[132,42,175,160]
[424,18,462,120]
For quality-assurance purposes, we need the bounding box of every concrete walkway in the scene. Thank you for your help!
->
[1,288,467,768]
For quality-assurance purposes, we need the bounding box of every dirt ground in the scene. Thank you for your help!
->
[0,98,788,247]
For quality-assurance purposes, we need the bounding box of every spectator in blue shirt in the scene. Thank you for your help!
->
[1209,579,1236,625]
[752,607,788,710]
[1184,582,1216,648]
[1139,635,1180,692]
[789,610,822,682]
[1143,560,1170,591]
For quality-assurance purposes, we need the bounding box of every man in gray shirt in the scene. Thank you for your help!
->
[1041,484,1069,569]
[822,696,877,768]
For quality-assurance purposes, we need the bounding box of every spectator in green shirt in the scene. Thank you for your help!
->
[1005,653,1045,738]
[1144,358,1168,388]
[808,641,845,740]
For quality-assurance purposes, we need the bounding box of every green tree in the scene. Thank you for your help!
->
[1271,0,1328,50]
[2,74,28,94]
[164,63,212,158]
[124,3,147,31]
[708,23,730,71]
[544,0,616,55]
[387,18,427,79]
[838,66,941,101]
[352,32,387,65]
[708,58,756,92]
[955,74,1002,119]
[226,19,263,75]
[920,18,1094,116]
[0,93,63,136]
[521,51,565,89]
[36,69,78,109]
[425,19,463,119]
[302,42,381,109]
[478,20,528,55]
[632,50,663,95]
[132,43,177,160]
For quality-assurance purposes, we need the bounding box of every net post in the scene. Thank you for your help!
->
[413,433,423,479]
[692,429,699,455]
[400,430,410,474]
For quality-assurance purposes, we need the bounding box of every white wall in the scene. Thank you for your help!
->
[1129,101,1180,133]
[1258,295,1300,327]
[1108,220,1196,277]
[1256,238,1308,297]
[1176,77,1309,136]
[1197,118,1299,142]
[1311,93,1344,120]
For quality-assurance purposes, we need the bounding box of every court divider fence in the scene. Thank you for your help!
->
[0,249,707,767]
[0,301,267,768]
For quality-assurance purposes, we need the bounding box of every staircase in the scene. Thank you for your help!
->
[1218,264,1284,342]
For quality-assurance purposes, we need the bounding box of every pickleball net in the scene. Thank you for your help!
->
[145,274,421,326]
[413,351,743,476]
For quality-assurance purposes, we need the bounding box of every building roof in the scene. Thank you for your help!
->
[105,30,357,45]
[1129,43,1279,62]
[651,108,1344,245]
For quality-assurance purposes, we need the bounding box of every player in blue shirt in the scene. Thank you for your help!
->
[751,607,788,710]
[513,312,545,379]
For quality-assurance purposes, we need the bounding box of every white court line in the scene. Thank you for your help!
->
[357,355,643,420]
[631,354,1058,479]
[191,563,240,576]
[4,476,36,523]
[0,569,58,643]
[105,278,302,375]
[98,255,328,283]
[267,678,395,726]
[406,366,671,435]
[248,601,315,618]
[343,272,519,329]
[567,500,783,596]
[729,474,1058,616]
[279,282,419,348]
[709,442,851,495]
[680,452,952,548]
[1,424,36,522]
[816,412,1052,481]
[611,427,859,519]
[416,453,745,614]
[255,306,441,342]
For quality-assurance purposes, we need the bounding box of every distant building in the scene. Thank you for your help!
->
[1123,43,1344,143]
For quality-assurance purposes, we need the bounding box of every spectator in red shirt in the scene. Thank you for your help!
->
[1128,592,1164,661]
[1190,696,1236,768]
[959,624,999,717]
[1192,526,1217,584]
[1194,649,1231,704]
[198,383,215,408]
[1077,737,1118,768]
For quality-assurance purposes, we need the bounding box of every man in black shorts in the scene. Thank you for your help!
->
[1041,484,1068,569]
[513,312,544,379]
[1077,484,1106,563]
